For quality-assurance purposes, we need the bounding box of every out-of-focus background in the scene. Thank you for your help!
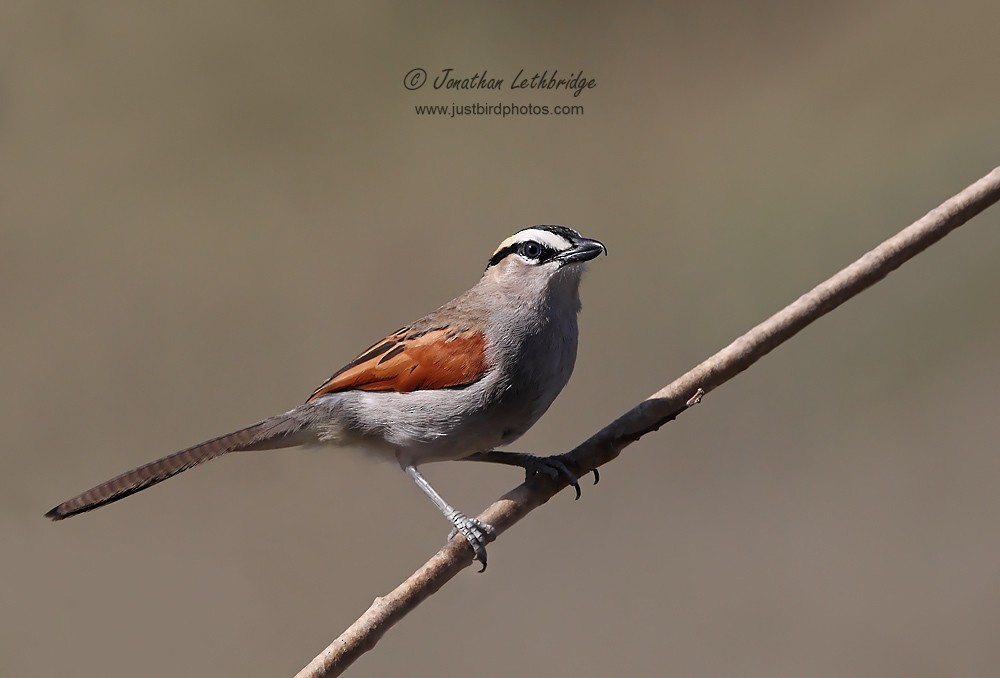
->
[3,2,1000,677]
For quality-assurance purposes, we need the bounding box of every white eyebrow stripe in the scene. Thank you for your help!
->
[494,228,572,255]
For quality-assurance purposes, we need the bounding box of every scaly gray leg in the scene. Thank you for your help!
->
[400,462,495,572]
[462,451,599,500]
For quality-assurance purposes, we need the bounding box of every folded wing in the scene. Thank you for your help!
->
[307,327,487,399]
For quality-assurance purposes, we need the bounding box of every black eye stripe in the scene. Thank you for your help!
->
[487,244,519,268]
[519,240,555,260]
[486,240,560,268]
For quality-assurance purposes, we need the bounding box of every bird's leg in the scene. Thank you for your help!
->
[461,451,599,500]
[400,461,494,572]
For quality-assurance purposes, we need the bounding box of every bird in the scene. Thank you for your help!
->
[46,225,606,570]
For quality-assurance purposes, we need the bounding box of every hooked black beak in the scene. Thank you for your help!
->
[556,237,608,265]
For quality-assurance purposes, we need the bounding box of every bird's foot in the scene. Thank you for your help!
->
[520,454,599,500]
[446,511,495,572]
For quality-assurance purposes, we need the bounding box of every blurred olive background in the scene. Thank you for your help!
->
[3,2,1000,677]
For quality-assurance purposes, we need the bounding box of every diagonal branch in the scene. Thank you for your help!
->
[295,166,1000,678]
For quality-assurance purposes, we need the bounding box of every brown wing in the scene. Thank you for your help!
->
[306,328,487,401]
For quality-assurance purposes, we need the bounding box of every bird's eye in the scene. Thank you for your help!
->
[519,241,543,259]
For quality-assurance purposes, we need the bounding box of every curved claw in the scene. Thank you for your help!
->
[592,468,600,485]
[447,512,495,572]
[522,455,583,500]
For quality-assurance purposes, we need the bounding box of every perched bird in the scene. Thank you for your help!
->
[46,225,606,569]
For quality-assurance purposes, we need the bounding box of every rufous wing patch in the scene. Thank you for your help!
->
[306,328,487,400]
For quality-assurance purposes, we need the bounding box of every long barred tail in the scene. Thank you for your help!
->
[45,416,307,521]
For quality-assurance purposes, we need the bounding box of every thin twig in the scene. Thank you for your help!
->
[295,167,1000,678]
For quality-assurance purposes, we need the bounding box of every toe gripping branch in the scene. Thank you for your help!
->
[447,511,496,572]
[464,450,599,500]
[519,453,598,500]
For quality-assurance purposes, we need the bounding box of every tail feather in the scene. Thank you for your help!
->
[45,416,307,521]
